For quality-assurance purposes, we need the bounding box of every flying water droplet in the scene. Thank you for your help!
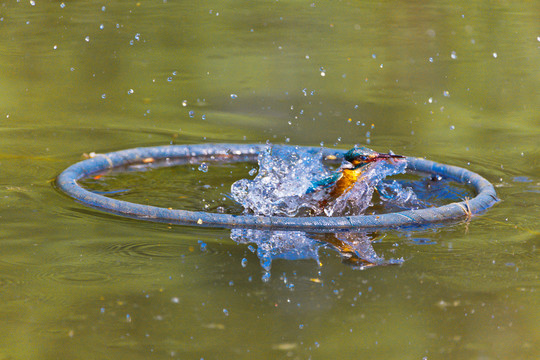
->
[198,163,208,172]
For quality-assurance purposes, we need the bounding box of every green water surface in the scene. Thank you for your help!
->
[0,0,538,359]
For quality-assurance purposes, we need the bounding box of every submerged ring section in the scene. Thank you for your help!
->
[56,144,498,231]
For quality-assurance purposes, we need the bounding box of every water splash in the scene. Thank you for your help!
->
[231,144,409,217]
[231,145,332,216]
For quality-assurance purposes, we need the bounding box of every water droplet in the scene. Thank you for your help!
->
[198,240,207,251]
[492,52,498,58]
[248,168,257,176]
[188,110,194,117]
[428,97,433,103]
[84,36,90,42]
[198,163,208,172]
[60,3,65,8]
[101,6,106,11]
[450,51,457,59]
[450,125,455,130]
[443,90,450,97]
[171,297,179,303]
[241,258,248,268]
[428,57,434,63]
[30,0,35,6]
[101,93,106,99]
[99,24,104,30]
[182,100,187,107]
[223,309,229,316]
[230,94,238,99]
[127,89,134,94]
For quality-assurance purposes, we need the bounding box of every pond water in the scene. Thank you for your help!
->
[1,0,538,359]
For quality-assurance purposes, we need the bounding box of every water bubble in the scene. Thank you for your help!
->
[230,94,238,99]
[429,57,434,63]
[241,258,248,268]
[171,297,179,303]
[188,110,195,117]
[428,97,433,103]
[198,163,208,172]
[450,125,455,130]
[371,54,376,59]
[167,76,173,82]
[30,0,35,6]
[101,6,106,11]
[223,309,229,316]
[182,100,187,107]
[319,67,326,76]
[248,168,257,176]
[492,52,498,58]
[443,90,450,97]
[127,89,134,94]
[101,93,106,99]
[450,51,457,59]
[84,36,90,42]
[60,2,65,8]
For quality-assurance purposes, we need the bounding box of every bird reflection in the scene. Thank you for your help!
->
[230,228,402,278]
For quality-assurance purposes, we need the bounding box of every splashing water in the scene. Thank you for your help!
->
[231,144,412,217]
[231,145,332,216]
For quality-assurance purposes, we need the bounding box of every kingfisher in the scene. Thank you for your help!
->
[306,147,405,207]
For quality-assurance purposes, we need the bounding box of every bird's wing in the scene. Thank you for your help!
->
[305,172,342,194]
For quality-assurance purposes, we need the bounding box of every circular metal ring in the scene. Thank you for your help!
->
[56,144,498,231]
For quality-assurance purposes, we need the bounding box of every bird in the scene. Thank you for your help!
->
[306,147,405,207]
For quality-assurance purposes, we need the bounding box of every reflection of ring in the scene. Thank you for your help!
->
[56,144,498,231]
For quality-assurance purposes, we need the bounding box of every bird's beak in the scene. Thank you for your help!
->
[341,161,355,170]
[371,153,405,162]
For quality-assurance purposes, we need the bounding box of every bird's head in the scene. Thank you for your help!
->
[342,147,405,171]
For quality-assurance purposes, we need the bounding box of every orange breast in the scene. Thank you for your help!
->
[327,169,362,200]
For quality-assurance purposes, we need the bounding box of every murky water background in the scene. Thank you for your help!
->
[1,0,538,359]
